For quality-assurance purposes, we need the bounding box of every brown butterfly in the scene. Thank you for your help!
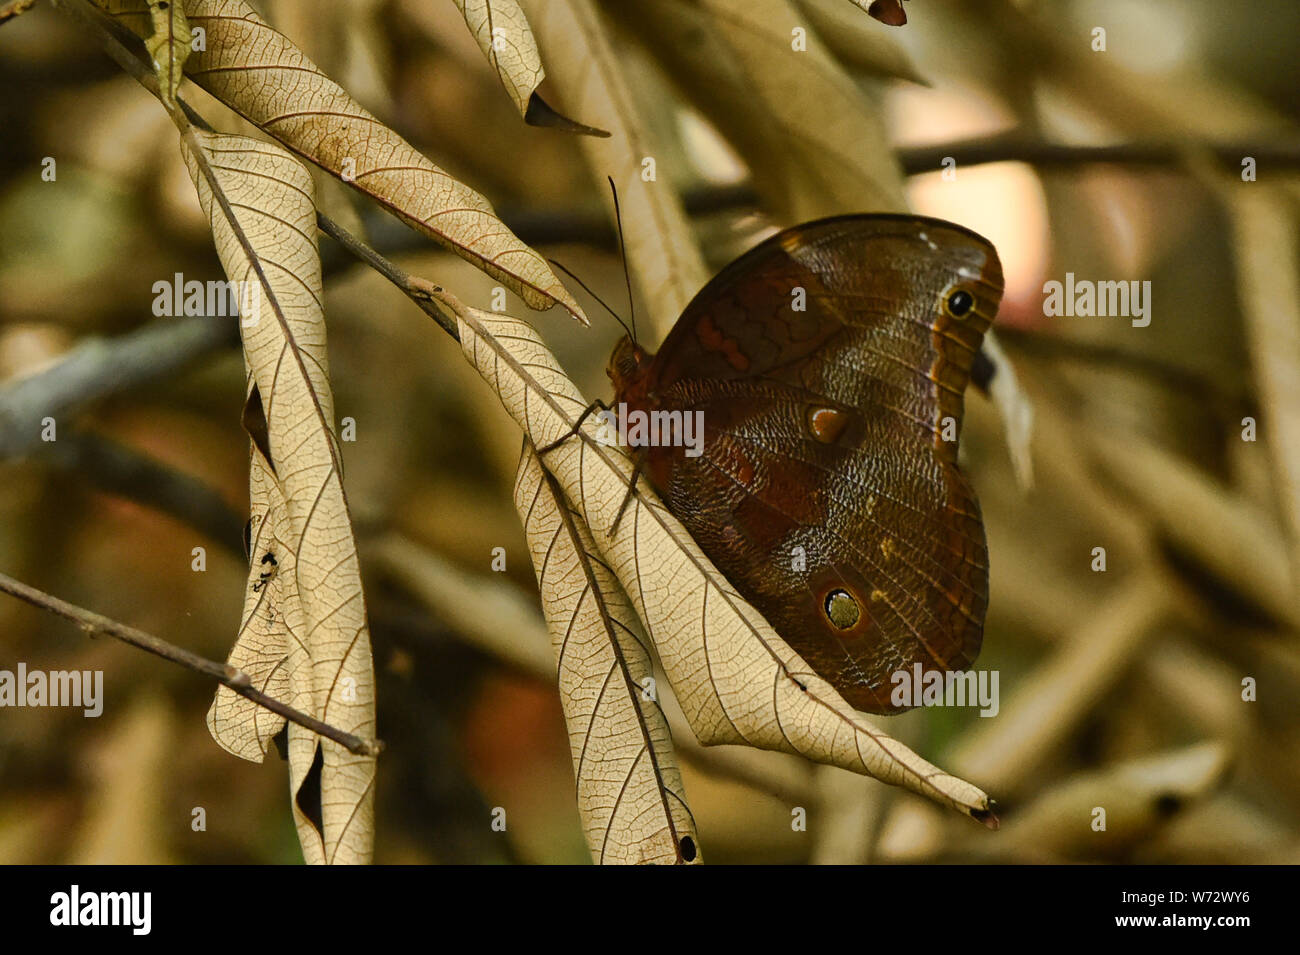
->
[605,215,1002,714]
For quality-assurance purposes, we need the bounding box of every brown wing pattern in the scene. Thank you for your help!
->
[616,215,1002,713]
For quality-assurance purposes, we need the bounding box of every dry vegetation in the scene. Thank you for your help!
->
[0,0,1297,864]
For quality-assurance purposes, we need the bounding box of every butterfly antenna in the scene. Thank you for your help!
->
[548,258,635,340]
[607,176,637,345]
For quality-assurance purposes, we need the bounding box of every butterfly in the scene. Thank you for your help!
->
[604,214,1002,714]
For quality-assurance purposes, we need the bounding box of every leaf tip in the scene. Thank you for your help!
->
[971,801,1000,831]
[525,92,612,138]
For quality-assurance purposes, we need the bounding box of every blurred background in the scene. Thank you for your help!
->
[0,0,1298,863]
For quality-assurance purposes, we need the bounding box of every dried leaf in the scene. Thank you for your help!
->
[453,0,540,116]
[1230,188,1300,593]
[861,0,907,27]
[610,0,907,221]
[184,130,376,864]
[794,0,927,83]
[445,296,995,824]
[514,441,700,864]
[996,742,1232,860]
[524,0,709,340]
[143,0,190,108]
[95,0,586,321]
[209,460,306,763]
[453,0,609,137]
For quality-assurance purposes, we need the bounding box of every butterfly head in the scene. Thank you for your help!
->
[607,334,651,394]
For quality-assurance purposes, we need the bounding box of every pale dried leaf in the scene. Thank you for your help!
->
[206,461,307,763]
[453,0,542,118]
[514,441,700,864]
[94,0,586,321]
[1230,188,1300,593]
[445,297,995,823]
[610,0,907,221]
[144,0,191,108]
[183,130,375,864]
[524,0,709,339]
[795,0,927,83]
[997,742,1232,859]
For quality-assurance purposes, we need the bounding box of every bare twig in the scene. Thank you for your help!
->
[898,134,1300,176]
[45,429,246,555]
[0,316,237,461]
[0,571,382,757]
[316,212,459,341]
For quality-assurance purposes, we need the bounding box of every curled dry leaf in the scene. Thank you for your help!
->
[514,441,700,864]
[143,0,190,108]
[183,130,375,865]
[452,0,606,136]
[524,0,709,341]
[862,0,908,27]
[444,296,995,824]
[794,0,927,83]
[610,0,907,221]
[95,0,586,321]
[453,0,541,117]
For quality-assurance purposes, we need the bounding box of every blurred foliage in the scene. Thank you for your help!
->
[0,0,1298,864]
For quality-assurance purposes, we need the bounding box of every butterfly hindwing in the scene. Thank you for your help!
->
[618,214,1003,713]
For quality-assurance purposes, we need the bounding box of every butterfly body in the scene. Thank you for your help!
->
[608,215,1002,714]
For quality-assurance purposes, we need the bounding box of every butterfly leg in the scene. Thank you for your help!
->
[608,449,647,538]
[537,398,610,455]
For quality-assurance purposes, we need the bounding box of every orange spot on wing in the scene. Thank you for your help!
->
[807,406,849,444]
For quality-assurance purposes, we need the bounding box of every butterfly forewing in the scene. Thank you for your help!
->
[613,215,1003,714]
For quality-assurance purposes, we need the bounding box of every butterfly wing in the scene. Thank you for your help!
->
[621,214,1002,714]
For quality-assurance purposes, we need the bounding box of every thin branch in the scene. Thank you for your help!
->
[897,132,1300,176]
[45,429,246,555]
[0,315,237,461]
[0,571,382,757]
[317,212,460,341]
